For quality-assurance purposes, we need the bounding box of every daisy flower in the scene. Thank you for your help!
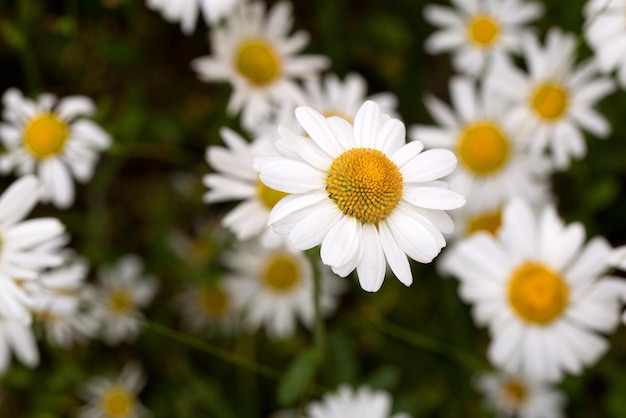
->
[222,241,345,339]
[91,255,158,346]
[410,76,551,213]
[423,0,543,76]
[303,385,411,418]
[0,317,38,374]
[256,101,465,292]
[78,362,150,418]
[0,88,112,209]
[191,1,330,130]
[475,371,565,418]
[584,0,626,88]
[204,127,288,248]
[446,199,626,381]
[486,28,615,169]
[146,0,240,35]
[175,281,238,334]
[0,175,65,322]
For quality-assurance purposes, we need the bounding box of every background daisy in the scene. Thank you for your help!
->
[303,385,411,418]
[146,0,240,35]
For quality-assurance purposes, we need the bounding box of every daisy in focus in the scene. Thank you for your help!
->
[584,0,626,88]
[423,0,543,76]
[475,371,565,418]
[222,241,345,339]
[410,76,551,213]
[175,281,238,334]
[78,362,150,418]
[191,1,330,130]
[0,88,112,209]
[146,0,240,35]
[204,127,287,248]
[90,255,158,346]
[303,385,411,418]
[487,28,615,169]
[446,199,626,381]
[256,100,465,292]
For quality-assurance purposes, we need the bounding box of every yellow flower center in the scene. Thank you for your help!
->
[531,83,569,121]
[508,263,569,325]
[235,39,281,86]
[101,387,133,418]
[262,253,300,292]
[257,178,289,209]
[466,210,502,235]
[197,286,229,317]
[326,148,403,224]
[23,114,69,159]
[457,123,510,175]
[468,15,500,47]
[110,291,133,313]
[503,379,528,405]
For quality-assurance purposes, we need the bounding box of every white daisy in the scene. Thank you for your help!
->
[0,88,112,209]
[222,241,345,339]
[0,175,66,322]
[410,76,551,213]
[0,317,38,375]
[191,0,330,130]
[203,127,287,248]
[486,28,615,169]
[584,0,626,88]
[446,199,626,381]
[91,255,158,346]
[146,0,240,35]
[175,281,238,334]
[475,371,566,418]
[423,0,543,76]
[256,101,465,292]
[78,362,150,418]
[303,385,410,418]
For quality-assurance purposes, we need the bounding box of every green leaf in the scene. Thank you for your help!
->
[277,347,321,406]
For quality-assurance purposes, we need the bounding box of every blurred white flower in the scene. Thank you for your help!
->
[0,317,38,375]
[303,385,410,418]
[175,281,239,334]
[146,0,240,35]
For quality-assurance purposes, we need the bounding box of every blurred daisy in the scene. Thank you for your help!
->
[487,28,615,169]
[303,385,410,418]
[0,317,38,374]
[446,199,626,381]
[175,281,238,333]
[475,371,565,418]
[223,241,345,339]
[423,0,543,75]
[0,88,112,209]
[256,101,464,292]
[146,0,240,35]
[91,255,158,346]
[410,76,551,213]
[191,1,330,129]
[79,362,150,418]
[29,258,98,348]
[0,175,65,322]
[584,0,626,88]
[204,127,287,248]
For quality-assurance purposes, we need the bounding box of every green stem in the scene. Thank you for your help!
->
[308,249,326,359]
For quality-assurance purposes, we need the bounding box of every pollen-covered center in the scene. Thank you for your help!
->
[326,148,403,224]
[235,39,281,86]
[468,15,500,47]
[262,253,300,292]
[101,387,133,418]
[457,123,510,175]
[503,379,528,405]
[109,291,133,314]
[198,286,229,317]
[508,263,569,325]
[467,210,502,235]
[531,83,569,121]
[257,178,289,209]
[23,113,69,159]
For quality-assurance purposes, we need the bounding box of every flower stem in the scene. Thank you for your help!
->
[308,249,326,359]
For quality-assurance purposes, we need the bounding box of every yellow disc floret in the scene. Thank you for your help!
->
[326,148,403,224]
[23,113,69,159]
[503,379,528,405]
[257,177,289,209]
[110,291,133,313]
[508,262,569,325]
[101,387,133,418]
[531,83,569,121]
[235,39,281,86]
[262,253,300,292]
[467,210,502,235]
[198,286,229,317]
[457,123,510,175]
[468,15,500,47]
